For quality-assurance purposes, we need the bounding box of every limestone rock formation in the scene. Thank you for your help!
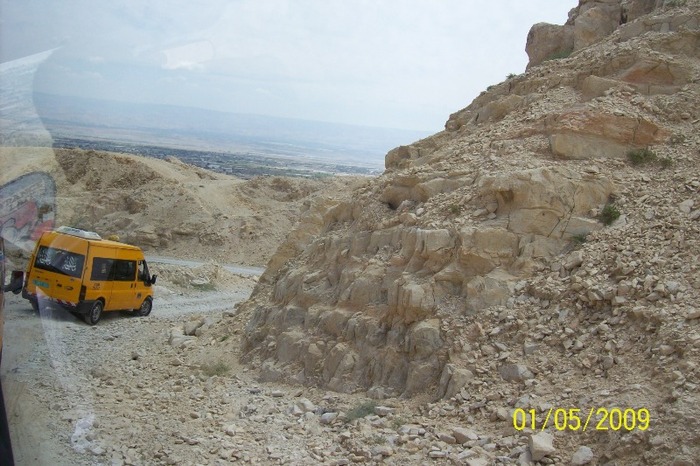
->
[241,159,615,397]
[239,0,699,420]
[526,0,664,69]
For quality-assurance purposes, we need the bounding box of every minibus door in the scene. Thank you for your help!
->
[89,257,114,308]
[109,257,138,311]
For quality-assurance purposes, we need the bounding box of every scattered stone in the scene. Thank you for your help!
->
[184,318,205,336]
[529,432,555,461]
[168,327,197,348]
[679,199,694,214]
[465,457,490,466]
[571,446,594,465]
[438,432,457,444]
[453,427,479,444]
[564,250,585,270]
[523,342,539,356]
[371,445,393,457]
[90,445,106,456]
[191,277,211,287]
[499,364,534,382]
[517,450,533,466]
[320,412,338,424]
[601,356,615,370]
[295,398,316,414]
[374,406,395,417]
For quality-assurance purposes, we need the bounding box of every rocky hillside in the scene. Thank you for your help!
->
[237,1,700,464]
[1,146,363,267]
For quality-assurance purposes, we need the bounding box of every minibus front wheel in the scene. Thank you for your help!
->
[83,300,104,326]
[134,297,152,317]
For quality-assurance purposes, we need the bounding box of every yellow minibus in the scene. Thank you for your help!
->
[22,226,156,325]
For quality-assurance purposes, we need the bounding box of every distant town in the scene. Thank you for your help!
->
[52,137,384,179]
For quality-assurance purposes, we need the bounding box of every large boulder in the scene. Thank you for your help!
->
[477,166,614,237]
[620,57,694,94]
[574,1,622,50]
[526,22,575,68]
[526,0,665,69]
[546,109,670,159]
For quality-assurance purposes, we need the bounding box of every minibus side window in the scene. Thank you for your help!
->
[34,246,85,279]
[91,258,113,281]
[113,260,136,281]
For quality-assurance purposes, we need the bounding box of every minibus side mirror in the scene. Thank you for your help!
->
[149,275,157,286]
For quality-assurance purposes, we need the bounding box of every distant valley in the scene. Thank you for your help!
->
[28,93,430,178]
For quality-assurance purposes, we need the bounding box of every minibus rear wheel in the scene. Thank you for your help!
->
[134,297,152,317]
[84,300,104,325]
[29,297,39,313]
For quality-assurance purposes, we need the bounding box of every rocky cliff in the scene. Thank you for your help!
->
[238,2,699,461]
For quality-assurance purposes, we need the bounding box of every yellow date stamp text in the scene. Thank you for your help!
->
[512,407,650,432]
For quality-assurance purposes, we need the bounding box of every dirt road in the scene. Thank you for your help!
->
[1,294,88,465]
[2,292,117,465]
[0,264,257,466]
[146,256,265,278]
[0,283,399,466]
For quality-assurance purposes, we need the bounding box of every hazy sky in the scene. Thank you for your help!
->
[1,1,575,132]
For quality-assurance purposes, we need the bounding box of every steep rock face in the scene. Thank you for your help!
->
[526,0,662,68]
[239,0,699,402]
[242,163,613,397]
[449,2,699,135]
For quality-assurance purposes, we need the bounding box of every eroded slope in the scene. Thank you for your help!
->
[237,2,700,464]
